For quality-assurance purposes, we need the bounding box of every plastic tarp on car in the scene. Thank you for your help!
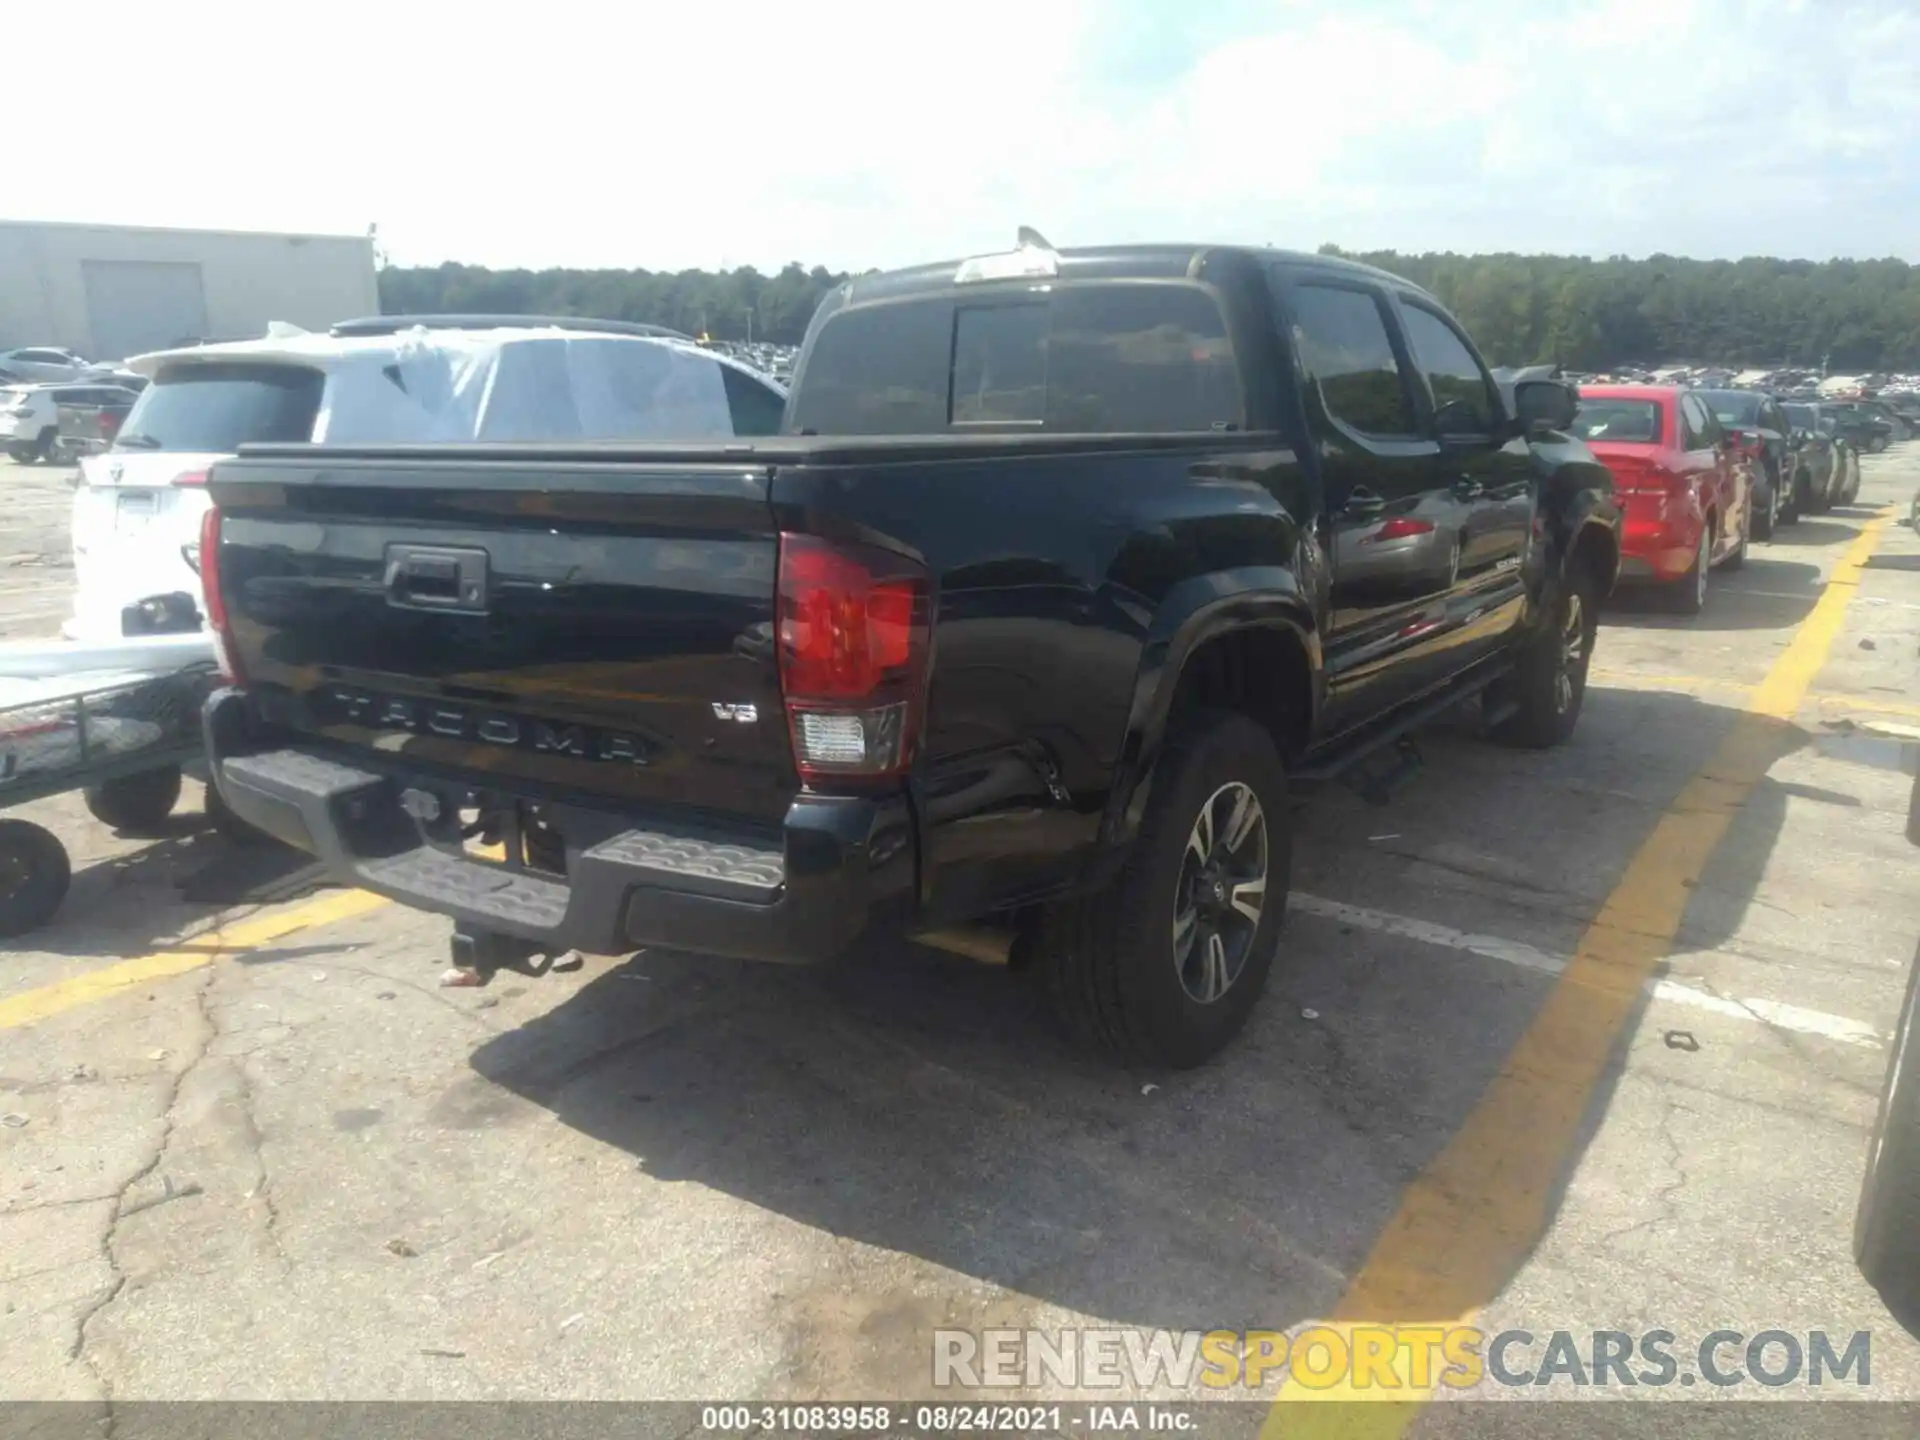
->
[313,330,739,444]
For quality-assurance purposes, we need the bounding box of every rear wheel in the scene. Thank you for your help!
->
[1795,466,1817,516]
[1665,523,1711,616]
[1494,564,1598,748]
[0,820,71,937]
[1774,458,1800,525]
[84,765,183,836]
[1035,709,1289,1068]
[1856,947,1920,1320]
[1751,472,1777,541]
[1722,505,1748,571]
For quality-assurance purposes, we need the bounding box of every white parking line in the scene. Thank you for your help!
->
[1292,893,1884,1048]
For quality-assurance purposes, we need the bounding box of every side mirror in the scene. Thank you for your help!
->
[1513,378,1575,436]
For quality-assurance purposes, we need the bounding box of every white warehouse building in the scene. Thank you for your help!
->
[0,220,379,363]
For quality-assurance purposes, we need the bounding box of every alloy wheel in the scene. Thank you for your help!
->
[1555,592,1587,714]
[1173,782,1269,1004]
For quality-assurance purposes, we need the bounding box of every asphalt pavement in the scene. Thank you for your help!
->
[6,449,1920,1431]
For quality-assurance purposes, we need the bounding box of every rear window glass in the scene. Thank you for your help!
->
[116,363,323,453]
[788,283,1242,436]
[1703,392,1761,426]
[1572,399,1663,443]
[953,305,1048,424]
[1783,404,1816,428]
[318,336,753,444]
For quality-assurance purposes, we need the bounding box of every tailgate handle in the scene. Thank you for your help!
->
[385,545,489,612]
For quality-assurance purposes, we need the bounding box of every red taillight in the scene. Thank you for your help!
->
[171,469,208,487]
[776,532,930,783]
[1366,518,1436,543]
[198,505,243,683]
[96,411,122,439]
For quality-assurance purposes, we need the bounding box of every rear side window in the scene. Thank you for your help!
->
[478,338,736,442]
[1680,394,1716,449]
[116,363,323,452]
[787,283,1241,435]
[1399,303,1497,435]
[1286,283,1418,438]
[720,365,787,436]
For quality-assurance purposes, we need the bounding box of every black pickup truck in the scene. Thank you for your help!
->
[199,238,1620,1067]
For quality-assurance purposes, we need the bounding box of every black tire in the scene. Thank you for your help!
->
[1493,562,1599,748]
[1663,522,1711,616]
[6,445,33,464]
[30,426,55,464]
[1751,473,1777,541]
[0,819,72,937]
[1721,507,1747,572]
[84,765,183,836]
[1775,457,1801,525]
[1856,947,1920,1319]
[1035,709,1290,1068]
[1799,467,1827,516]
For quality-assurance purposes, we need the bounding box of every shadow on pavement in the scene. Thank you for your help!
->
[1765,517,1863,548]
[1604,555,1825,633]
[470,687,1802,1349]
[22,822,316,959]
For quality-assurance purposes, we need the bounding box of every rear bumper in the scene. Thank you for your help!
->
[203,688,915,964]
[1617,530,1700,582]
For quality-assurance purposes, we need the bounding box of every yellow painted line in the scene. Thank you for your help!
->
[1263,509,1894,1436]
[1589,668,1750,694]
[0,888,388,1031]
[1592,668,1920,724]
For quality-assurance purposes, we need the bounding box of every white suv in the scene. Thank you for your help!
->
[0,347,99,384]
[67,316,789,641]
[1,381,141,463]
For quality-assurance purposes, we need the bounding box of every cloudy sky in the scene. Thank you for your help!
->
[21,0,1920,270]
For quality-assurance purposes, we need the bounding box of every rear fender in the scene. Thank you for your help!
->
[1534,455,1622,604]
[1098,570,1319,856]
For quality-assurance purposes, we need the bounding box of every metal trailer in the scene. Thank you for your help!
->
[0,641,220,936]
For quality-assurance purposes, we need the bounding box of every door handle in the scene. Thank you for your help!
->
[1342,486,1388,519]
[384,544,490,613]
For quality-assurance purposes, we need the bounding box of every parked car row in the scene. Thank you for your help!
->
[1572,381,1867,614]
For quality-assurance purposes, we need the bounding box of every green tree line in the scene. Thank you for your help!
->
[1323,248,1920,372]
[378,250,1920,370]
